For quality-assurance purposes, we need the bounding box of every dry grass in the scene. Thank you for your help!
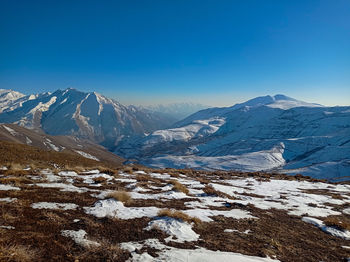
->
[97,167,118,176]
[63,165,86,174]
[169,180,189,194]
[167,171,180,178]
[0,176,33,186]
[92,176,108,184]
[0,141,105,171]
[196,176,210,184]
[76,240,128,261]
[324,217,350,231]
[136,174,149,182]
[0,243,39,262]
[107,191,132,204]
[7,163,25,171]
[122,166,134,174]
[158,209,201,224]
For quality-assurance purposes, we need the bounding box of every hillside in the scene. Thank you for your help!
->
[0,165,349,261]
[115,95,350,181]
[0,124,124,167]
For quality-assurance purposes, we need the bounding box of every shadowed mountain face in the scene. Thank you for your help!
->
[0,123,124,166]
[115,95,350,181]
[0,88,174,150]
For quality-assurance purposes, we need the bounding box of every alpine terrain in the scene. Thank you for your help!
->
[115,95,350,181]
[0,88,174,150]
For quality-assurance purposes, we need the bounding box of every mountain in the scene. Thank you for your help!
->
[0,123,124,166]
[0,88,174,150]
[0,89,26,113]
[144,102,209,122]
[115,95,350,181]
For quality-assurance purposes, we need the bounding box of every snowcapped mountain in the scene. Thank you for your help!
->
[0,89,26,113]
[0,88,174,150]
[115,95,350,181]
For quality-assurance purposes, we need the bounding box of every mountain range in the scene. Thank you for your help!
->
[0,88,349,181]
[0,88,174,150]
[115,94,350,181]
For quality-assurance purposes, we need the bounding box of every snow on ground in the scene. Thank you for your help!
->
[74,150,100,161]
[302,217,350,240]
[61,229,100,248]
[0,225,15,230]
[145,145,286,172]
[31,202,78,210]
[85,198,160,219]
[210,178,349,217]
[2,165,348,260]
[35,182,94,193]
[145,217,199,243]
[0,197,17,202]
[184,208,255,222]
[224,229,251,234]
[121,238,280,262]
[0,184,20,191]
[3,125,18,136]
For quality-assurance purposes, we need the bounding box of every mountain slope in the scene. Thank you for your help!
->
[0,88,174,150]
[115,95,350,181]
[0,89,26,113]
[0,123,124,166]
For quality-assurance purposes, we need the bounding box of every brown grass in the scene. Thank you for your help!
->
[169,180,189,194]
[92,176,108,183]
[0,243,39,262]
[196,176,210,184]
[122,166,134,174]
[0,176,33,186]
[7,163,25,171]
[202,185,234,199]
[97,167,118,176]
[158,209,201,224]
[0,141,106,171]
[76,241,128,261]
[324,217,350,231]
[107,191,132,204]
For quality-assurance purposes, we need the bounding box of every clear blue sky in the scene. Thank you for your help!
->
[0,0,349,106]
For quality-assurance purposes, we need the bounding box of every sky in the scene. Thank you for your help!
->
[0,0,349,107]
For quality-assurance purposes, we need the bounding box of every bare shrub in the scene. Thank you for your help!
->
[158,209,201,224]
[107,191,131,204]
[169,180,189,194]
[324,217,350,231]
[92,176,107,184]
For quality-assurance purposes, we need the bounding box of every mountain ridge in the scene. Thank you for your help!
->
[115,95,349,181]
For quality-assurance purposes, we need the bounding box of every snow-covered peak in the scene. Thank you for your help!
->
[0,89,25,100]
[0,89,26,113]
[230,94,322,111]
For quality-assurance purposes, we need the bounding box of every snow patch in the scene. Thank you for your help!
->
[0,184,20,191]
[61,229,100,248]
[302,217,350,240]
[31,202,78,210]
[85,199,160,219]
[3,125,17,136]
[74,150,100,161]
[145,217,199,243]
